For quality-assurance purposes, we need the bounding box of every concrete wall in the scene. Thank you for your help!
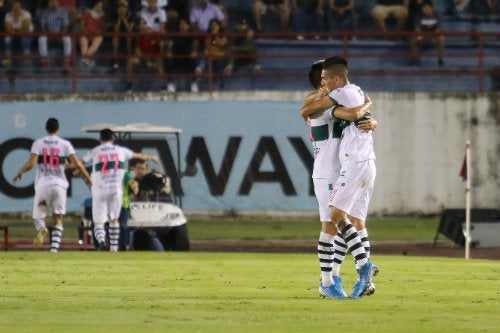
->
[0,91,498,215]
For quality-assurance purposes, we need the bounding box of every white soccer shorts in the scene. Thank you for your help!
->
[313,177,334,222]
[91,192,122,224]
[329,159,376,222]
[32,185,67,219]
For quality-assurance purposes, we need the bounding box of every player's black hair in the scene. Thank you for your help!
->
[45,118,59,134]
[308,59,324,89]
[100,128,114,141]
[323,55,348,69]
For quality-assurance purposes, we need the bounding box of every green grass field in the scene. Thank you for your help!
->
[1,251,499,333]
[1,215,498,332]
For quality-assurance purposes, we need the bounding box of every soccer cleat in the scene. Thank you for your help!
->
[332,276,348,298]
[319,283,348,299]
[364,282,376,296]
[351,261,374,299]
[33,227,48,247]
[97,241,106,251]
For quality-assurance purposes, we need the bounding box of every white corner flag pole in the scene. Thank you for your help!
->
[465,141,471,260]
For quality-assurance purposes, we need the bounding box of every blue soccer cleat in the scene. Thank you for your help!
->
[333,276,348,298]
[351,261,375,299]
[319,283,349,299]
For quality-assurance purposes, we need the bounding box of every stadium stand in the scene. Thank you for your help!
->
[1,0,500,93]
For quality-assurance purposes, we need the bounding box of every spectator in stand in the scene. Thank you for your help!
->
[79,0,106,67]
[3,0,34,68]
[371,0,409,37]
[325,0,357,38]
[199,18,228,89]
[110,0,134,69]
[224,19,261,75]
[447,0,469,16]
[406,0,428,31]
[409,1,444,66]
[125,0,167,92]
[38,0,72,68]
[165,0,190,30]
[58,0,80,31]
[291,0,325,40]
[189,0,225,33]
[165,16,200,93]
[252,0,291,33]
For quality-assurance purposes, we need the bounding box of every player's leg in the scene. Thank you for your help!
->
[330,164,374,298]
[107,194,123,252]
[92,197,108,250]
[329,165,368,270]
[50,214,64,253]
[32,190,48,247]
[48,186,67,252]
[315,178,347,299]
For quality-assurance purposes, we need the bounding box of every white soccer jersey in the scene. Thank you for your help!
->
[83,143,134,197]
[309,108,342,180]
[329,83,376,163]
[140,7,167,32]
[30,134,76,190]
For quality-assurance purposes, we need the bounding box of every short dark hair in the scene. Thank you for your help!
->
[100,128,114,141]
[323,56,348,69]
[308,59,324,89]
[46,118,59,134]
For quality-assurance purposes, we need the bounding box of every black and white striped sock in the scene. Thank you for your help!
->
[318,232,335,287]
[332,232,347,276]
[358,228,371,259]
[108,224,120,252]
[340,219,367,269]
[94,224,106,246]
[50,225,63,252]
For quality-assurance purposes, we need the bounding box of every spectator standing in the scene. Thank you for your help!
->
[252,0,291,33]
[110,0,134,69]
[371,0,409,37]
[189,0,225,33]
[125,0,167,92]
[165,16,200,92]
[3,0,34,67]
[12,118,92,252]
[38,0,72,68]
[325,0,357,38]
[82,128,157,252]
[166,0,190,26]
[224,19,261,75]
[118,169,138,251]
[291,0,325,40]
[79,0,106,67]
[409,1,444,66]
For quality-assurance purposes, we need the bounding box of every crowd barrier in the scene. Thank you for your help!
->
[0,30,499,94]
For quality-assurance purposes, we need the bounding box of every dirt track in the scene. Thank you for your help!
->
[4,238,500,260]
[189,239,500,260]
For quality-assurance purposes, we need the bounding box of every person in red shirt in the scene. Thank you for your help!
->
[79,0,106,67]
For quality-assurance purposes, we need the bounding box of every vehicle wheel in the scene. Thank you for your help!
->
[171,224,190,251]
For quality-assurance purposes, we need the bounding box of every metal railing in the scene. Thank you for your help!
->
[0,30,499,94]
